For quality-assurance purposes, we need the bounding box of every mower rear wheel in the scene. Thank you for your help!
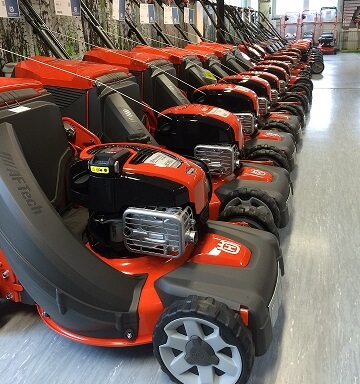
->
[218,205,279,239]
[219,187,281,227]
[153,296,254,384]
[311,61,325,74]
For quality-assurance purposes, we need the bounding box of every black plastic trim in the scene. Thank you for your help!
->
[155,221,283,355]
[0,118,146,339]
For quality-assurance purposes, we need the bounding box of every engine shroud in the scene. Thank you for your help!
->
[70,144,208,256]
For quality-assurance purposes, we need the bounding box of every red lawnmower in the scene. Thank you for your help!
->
[0,79,283,384]
[129,45,301,150]
[192,83,297,166]
[14,58,293,232]
[185,41,313,93]
[155,103,293,230]
[179,43,311,134]
[81,48,295,170]
[318,7,337,56]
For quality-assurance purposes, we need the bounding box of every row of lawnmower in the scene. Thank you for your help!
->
[183,0,325,75]
[0,22,320,384]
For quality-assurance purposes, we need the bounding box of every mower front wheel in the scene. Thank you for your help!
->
[272,104,305,128]
[219,187,281,228]
[261,121,296,138]
[153,296,254,384]
[245,146,291,172]
[294,77,313,91]
[281,92,310,114]
[218,205,279,239]
[287,84,312,102]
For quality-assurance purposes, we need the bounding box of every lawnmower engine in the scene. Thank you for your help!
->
[193,84,297,169]
[156,103,246,178]
[71,144,208,256]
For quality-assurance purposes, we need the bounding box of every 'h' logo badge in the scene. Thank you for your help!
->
[216,240,241,255]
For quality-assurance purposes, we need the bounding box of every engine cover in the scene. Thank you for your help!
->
[70,143,207,256]
[71,143,209,216]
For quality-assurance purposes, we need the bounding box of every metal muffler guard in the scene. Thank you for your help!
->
[194,144,238,176]
[123,206,197,258]
[235,113,256,136]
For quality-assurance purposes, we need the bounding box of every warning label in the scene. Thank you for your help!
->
[144,152,181,168]
[208,107,230,118]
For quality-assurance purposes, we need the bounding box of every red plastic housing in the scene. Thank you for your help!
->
[195,83,260,115]
[84,47,168,72]
[38,229,251,347]
[0,77,46,107]
[219,74,272,99]
[15,56,130,90]
[159,102,243,142]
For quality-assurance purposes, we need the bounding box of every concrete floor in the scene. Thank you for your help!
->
[1,52,360,384]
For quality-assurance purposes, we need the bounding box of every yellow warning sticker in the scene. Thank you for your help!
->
[90,166,109,174]
[203,70,216,80]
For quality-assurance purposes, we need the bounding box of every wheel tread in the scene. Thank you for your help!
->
[245,146,291,172]
[219,186,281,227]
[218,205,279,239]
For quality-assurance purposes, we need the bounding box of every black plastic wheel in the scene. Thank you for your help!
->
[311,61,325,74]
[246,143,290,163]
[284,92,311,114]
[271,104,305,128]
[153,296,255,384]
[281,92,310,114]
[246,148,291,172]
[218,186,281,227]
[287,84,312,102]
[294,77,314,90]
[218,205,279,239]
[298,67,312,78]
[261,121,297,139]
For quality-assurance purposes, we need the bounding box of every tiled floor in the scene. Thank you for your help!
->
[1,52,360,384]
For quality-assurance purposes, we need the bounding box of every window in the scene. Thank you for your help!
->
[308,0,338,9]
[273,0,340,17]
[249,0,258,10]
[275,0,303,17]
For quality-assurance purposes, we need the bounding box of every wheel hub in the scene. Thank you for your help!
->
[226,196,273,218]
[184,336,219,366]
